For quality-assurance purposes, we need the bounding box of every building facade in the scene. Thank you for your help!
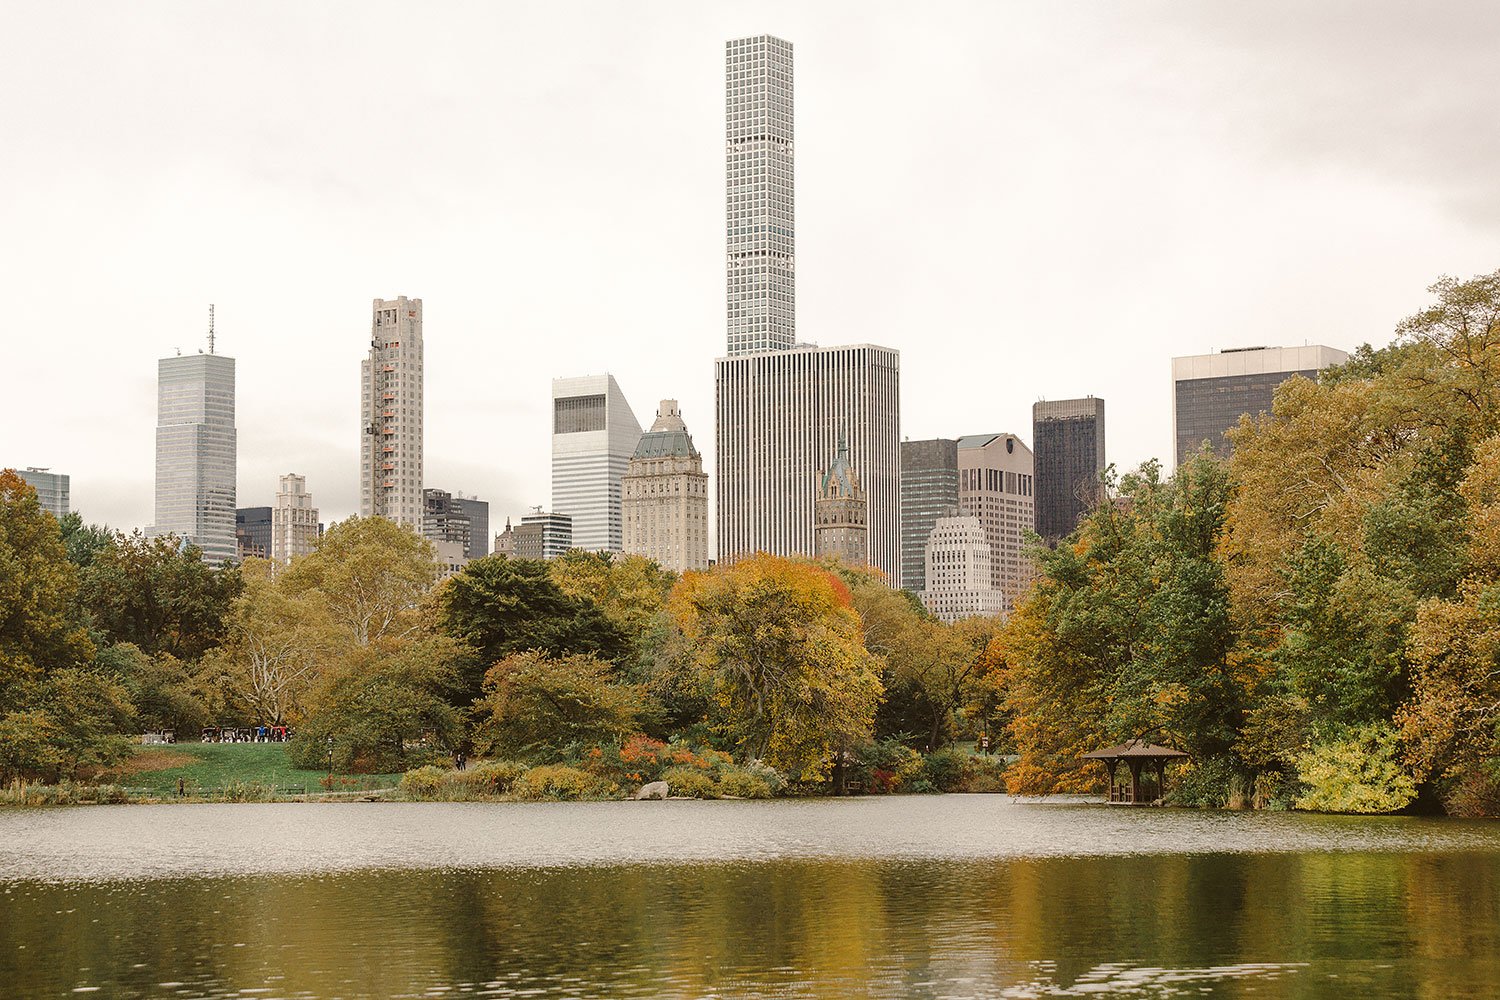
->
[14,468,68,519]
[920,514,1004,623]
[622,400,709,573]
[814,434,868,566]
[552,374,641,553]
[432,539,469,582]
[452,496,488,559]
[516,510,572,560]
[235,507,272,560]
[360,296,424,528]
[271,473,319,564]
[155,350,237,564]
[716,344,901,579]
[899,439,958,593]
[957,433,1035,613]
[1033,398,1106,547]
[726,34,795,357]
[1172,345,1348,466]
[494,518,517,558]
[422,489,471,558]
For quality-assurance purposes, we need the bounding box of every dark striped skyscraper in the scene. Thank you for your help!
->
[1033,398,1106,547]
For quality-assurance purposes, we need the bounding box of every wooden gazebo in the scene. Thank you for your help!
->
[1082,741,1188,805]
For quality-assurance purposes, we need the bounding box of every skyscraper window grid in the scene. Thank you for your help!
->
[725,35,795,356]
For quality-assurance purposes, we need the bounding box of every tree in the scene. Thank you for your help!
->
[281,516,436,647]
[96,642,209,736]
[56,512,112,569]
[77,530,241,661]
[669,555,883,780]
[473,651,650,761]
[549,550,675,671]
[0,469,95,712]
[34,668,137,779]
[207,558,334,725]
[438,555,626,702]
[289,636,465,773]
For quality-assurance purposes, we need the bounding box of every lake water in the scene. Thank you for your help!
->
[2,797,1499,998]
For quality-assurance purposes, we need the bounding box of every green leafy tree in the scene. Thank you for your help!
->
[549,550,675,672]
[290,636,465,773]
[35,668,137,779]
[0,469,95,711]
[96,642,209,735]
[56,512,113,569]
[473,650,650,761]
[77,530,241,661]
[438,555,626,702]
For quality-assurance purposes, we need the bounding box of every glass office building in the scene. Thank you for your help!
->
[1033,398,1106,547]
[155,352,237,564]
[15,467,69,519]
[899,439,958,592]
[1172,346,1348,466]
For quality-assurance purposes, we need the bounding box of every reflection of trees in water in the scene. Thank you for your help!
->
[3,854,1500,997]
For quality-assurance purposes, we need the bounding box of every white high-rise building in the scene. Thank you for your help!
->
[726,34,795,357]
[920,514,1004,623]
[154,334,236,565]
[957,433,1036,613]
[716,345,901,579]
[552,375,642,553]
[360,297,424,528]
[714,35,901,579]
[622,400,709,573]
[271,473,318,565]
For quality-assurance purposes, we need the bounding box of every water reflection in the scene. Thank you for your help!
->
[3,851,1500,998]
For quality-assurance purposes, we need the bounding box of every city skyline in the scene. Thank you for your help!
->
[7,4,1497,536]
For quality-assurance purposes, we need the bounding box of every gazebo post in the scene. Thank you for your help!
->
[1128,759,1142,804]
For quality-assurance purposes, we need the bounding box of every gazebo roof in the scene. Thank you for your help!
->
[1081,740,1189,760]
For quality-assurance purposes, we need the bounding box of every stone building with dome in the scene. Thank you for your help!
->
[621,400,709,572]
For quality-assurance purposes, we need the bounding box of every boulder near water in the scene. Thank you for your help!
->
[633,781,669,800]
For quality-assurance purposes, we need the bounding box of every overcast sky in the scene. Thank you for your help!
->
[6,1,1498,542]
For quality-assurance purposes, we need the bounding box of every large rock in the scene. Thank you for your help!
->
[633,781,669,800]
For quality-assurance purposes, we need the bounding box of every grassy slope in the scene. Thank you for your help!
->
[113,743,400,796]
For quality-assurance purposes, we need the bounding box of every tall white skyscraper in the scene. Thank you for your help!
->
[920,514,1004,623]
[154,331,236,565]
[552,375,642,553]
[726,34,795,356]
[714,36,902,579]
[271,473,318,565]
[360,297,424,528]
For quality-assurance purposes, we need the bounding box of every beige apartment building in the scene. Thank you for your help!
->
[621,400,709,573]
[957,433,1036,613]
[271,473,318,565]
[920,513,1004,623]
[360,297,424,528]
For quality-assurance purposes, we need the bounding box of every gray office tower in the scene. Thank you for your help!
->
[1033,398,1106,546]
[422,490,489,561]
[899,439,958,592]
[714,35,902,579]
[154,337,236,565]
[1172,346,1348,466]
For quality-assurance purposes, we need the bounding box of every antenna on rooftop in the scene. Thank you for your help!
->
[207,304,216,354]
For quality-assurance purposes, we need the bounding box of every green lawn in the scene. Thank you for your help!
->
[117,743,401,797]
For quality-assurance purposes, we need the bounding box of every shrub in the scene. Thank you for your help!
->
[1166,756,1250,808]
[1294,724,1418,814]
[458,761,527,795]
[512,764,611,801]
[215,780,276,803]
[743,759,787,794]
[922,749,968,792]
[1443,761,1500,818]
[718,769,772,799]
[958,754,1009,793]
[399,765,447,801]
[661,766,718,799]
